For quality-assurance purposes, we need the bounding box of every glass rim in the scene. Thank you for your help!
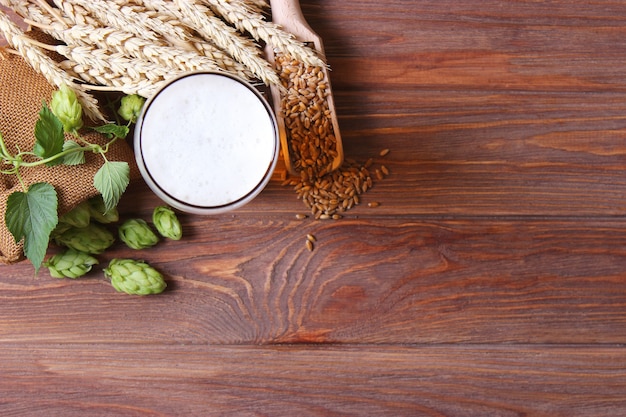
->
[134,70,280,215]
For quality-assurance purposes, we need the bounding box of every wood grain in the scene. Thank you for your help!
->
[1,0,626,415]
[1,344,625,417]
[2,198,625,345]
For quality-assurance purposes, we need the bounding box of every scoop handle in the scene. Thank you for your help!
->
[270,0,306,25]
[269,0,321,50]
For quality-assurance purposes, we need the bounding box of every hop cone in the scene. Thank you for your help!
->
[54,223,115,254]
[43,248,98,279]
[104,258,166,295]
[118,94,145,123]
[119,219,159,250]
[50,83,83,134]
[58,201,91,228]
[88,195,119,224]
[50,222,73,240]
[152,206,182,240]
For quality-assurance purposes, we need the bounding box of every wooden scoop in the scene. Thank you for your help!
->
[266,0,343,177]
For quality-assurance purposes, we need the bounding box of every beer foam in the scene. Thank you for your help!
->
[136,72,278,213]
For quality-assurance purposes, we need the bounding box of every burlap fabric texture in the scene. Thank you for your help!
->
[0,38,140,264]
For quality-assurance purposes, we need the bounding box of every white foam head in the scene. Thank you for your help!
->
[135,72,279,214]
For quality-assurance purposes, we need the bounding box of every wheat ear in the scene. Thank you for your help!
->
[131,0,277,87]
[57,0,161,42]
[202,0,325,67]
[251,0,270,11]
[45,0,98,27]
[60,59,168,98]
[0,9,105,121]
[26,11,253,83]
[54,43,183,97]
[191,39,256,80]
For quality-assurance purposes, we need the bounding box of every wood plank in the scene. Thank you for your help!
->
[1,344,625,416]
[294,0,626,216]
[262,90,626,217]
[2,212,626,344]
[264,0,626,217]
[308,0,626,92]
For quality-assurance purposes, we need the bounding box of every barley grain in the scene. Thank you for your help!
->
[380,148,390,157]
[275,52,338,180]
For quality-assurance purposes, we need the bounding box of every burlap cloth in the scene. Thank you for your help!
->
[0,37,140,264]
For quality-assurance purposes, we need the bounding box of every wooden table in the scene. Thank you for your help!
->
[2,1,626,415]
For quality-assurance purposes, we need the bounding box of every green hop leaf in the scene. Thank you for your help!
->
[92,123,129,139]
[5,183,58,273]
[43,248,98,279]
[104,258,167,295]
[152,206,182,240]
[118,218,159,250]
[50,84,83,134]
[117,94,146,123]
[62,140,85,165]
[33,103,64,166]
[94,160,130,213]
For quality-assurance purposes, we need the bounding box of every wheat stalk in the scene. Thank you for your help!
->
[202,0,325,67]
[86,25,253,80]
[16,17,179,98]
[0,9,105,121]
[51,0,196,54]
[8,0,270,89]
[191,39,256,80]
[2,0,323,115]
[56,43,185,96]
[231,0,270,16]
[174,0,280,86]
[129,0,278,87]
[8,1,172,95]
[59,59,168,98]
[0,0,27,16]
[45,0,98,27]
[24,4,254,83]
[57,0,161,42]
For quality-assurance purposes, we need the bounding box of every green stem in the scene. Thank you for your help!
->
[0,132,14,161]
[18,144,95,167]
[15,170,26,192]
[101,136,119,154]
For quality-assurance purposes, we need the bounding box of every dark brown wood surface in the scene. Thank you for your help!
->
[2,1,626,415]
